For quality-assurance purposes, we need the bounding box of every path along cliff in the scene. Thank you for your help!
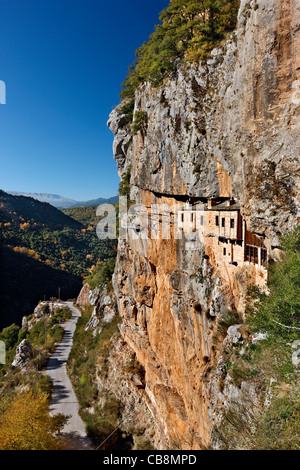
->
[46,302,93,450]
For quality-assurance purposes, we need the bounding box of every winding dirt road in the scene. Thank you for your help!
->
[46,302,93,450]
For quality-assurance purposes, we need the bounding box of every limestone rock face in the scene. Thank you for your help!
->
[76,285,161,449]
[76,283,91,307]
[108,0,300,449]
[84,287,116,336]
[109,0,300,248]
[12,339,36,370]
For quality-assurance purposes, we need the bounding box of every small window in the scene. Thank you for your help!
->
[191,212,194,222]
[201,215,204,226]
[216,216,219,226]
[222,218,225,227]
[223,248,226,256]
[230,219,235,229]
[181,213,184,222]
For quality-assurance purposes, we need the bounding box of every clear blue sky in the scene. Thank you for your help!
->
[0,0,168,201]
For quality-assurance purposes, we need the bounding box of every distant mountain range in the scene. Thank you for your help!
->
[8,191,118,209]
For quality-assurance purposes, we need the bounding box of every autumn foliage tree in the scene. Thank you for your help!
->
[0,390,67,450]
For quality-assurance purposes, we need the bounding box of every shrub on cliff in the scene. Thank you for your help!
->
[0,324,20,350]
[247,225,300,341]
[85,257,116,290]
[132,111,148,135]
[120,0,240,99]
[118,166,132,198]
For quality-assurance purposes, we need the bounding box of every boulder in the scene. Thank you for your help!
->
[12,339,36,369]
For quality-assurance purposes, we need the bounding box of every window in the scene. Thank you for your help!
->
[216,216,219,226]
[200,215,204,226]
[222,218,225,227]
[230,219,235,228]
[223,248,226,256]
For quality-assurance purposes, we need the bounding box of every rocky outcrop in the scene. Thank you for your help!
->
[108,0,300,449]
[84,287,116,336]
[12,339,37,370]
[76,283,91,307]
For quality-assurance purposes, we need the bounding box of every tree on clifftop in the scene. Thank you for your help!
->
[121,0,240,98]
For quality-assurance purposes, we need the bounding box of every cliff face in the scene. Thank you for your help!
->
[108,0,300,449]
[76,285,161,449]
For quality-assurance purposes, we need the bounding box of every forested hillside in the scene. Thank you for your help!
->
[0,190,116,328]
[63,205,101,226]
[0,190,81,229]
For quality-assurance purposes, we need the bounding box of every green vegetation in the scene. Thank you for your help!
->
[132,111,148,135]
[118,166,131,198]
[215,226,300,450]
[0,190,80,230]
[0,190,117,278]
[120,0,240,99]
[68,300,150,449]
[0,245,82,330]
[0,305,72,380]
[27,306,72,360]
[216,309,242,338]
[85,258,116,290]
[0,324,20,350]
[119,99,135,127]
[63,202,118,228]
[1,223,116,279]
[247,226,300,340]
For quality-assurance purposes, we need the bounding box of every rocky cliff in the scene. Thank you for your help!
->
[107,0,300,449]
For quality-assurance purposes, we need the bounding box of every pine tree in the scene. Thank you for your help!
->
[120,0,240,99]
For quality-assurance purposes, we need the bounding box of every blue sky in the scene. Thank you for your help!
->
[0,0,168,201]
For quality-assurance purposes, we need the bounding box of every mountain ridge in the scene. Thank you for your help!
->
[7,191,118,209]
[0,190,82,230]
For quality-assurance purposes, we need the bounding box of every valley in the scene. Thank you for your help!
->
[0,190,116,328]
